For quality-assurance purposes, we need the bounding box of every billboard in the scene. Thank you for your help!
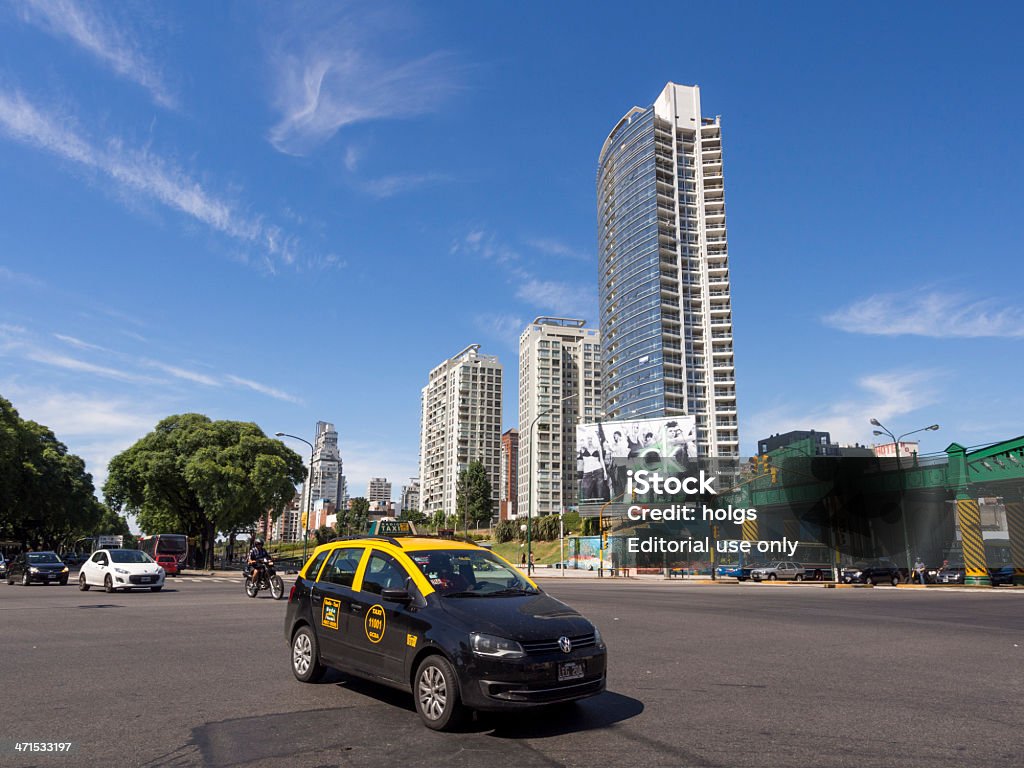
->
[576,415,698,503]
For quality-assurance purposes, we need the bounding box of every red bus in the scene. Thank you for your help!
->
[137,534,189,571]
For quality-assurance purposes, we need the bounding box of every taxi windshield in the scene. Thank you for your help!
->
[406,549,538,597]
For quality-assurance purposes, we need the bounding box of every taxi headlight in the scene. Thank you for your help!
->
[470,632,525,659]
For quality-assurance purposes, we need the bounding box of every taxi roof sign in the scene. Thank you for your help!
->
[368,519,417,537]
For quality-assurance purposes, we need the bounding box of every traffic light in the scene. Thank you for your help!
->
[770,467,778,484]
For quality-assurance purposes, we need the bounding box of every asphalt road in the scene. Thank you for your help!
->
[2,577,1021,768]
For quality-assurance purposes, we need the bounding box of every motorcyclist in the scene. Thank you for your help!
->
[247,537,270,584]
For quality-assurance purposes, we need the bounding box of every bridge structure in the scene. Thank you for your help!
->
[724,435,1024,586]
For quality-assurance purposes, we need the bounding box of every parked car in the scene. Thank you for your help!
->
[79,549,165,592]
[155,554,179,576]
[990,566,1015,586]
[750,561,805,581]
[936,565,965,584]
[716,564,743,578]
[0,553,7,579]
[842,561,902,586]
[6,551,70,585]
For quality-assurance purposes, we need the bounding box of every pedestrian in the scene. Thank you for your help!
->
[520,552,526,568]
[529,552,535,575]
[913,556,927,585]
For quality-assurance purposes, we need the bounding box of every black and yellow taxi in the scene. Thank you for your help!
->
[284,522,607,730]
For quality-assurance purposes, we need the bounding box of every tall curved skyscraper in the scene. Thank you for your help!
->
[598,82,738,458]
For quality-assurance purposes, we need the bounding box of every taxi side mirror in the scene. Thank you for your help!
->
[381,588,412,604]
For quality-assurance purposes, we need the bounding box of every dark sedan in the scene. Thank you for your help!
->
[990,566,1016,586]
[841,561,902,586]
[6,551,70,585]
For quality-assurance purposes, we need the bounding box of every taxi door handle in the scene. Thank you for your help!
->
[350,603,363,614]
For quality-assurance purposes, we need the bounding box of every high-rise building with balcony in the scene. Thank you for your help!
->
[419,344,503,515]
[518,318,602,518]
[400,478,420,514]
[598,82,739,457]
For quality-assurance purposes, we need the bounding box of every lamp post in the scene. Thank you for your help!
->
[869,420,940,575]
[275,431,316,564]
[526,394,577,576]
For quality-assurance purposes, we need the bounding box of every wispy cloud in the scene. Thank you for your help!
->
[516,278,596,322]
[16,0,175,108]
[744,370,941,451]
[0,265,44,287]
[0,91,301,270]
[474,313,525,345]
[526,238,592,263]
[824,290,1024,339]
[453,228,598,322]
[344,145,361,172]
[340,440,418,500]
[265,7,460,155]
[25,349,154,384]
[142,359,220,387]
[54,333,110,353]
[226,374,302,404]
[361,172,449,199]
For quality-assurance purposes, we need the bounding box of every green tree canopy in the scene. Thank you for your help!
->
[336,496,370,536]
[0,394,104,549]
[457,459,493,530]
[103,413,305,569]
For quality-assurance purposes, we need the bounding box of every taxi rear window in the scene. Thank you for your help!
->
[320,547,363,587]
[304,550,328,580]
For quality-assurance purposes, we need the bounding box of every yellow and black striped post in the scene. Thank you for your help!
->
[956,497,990,586]
[1004,501,1024,586]
[742,518,759,543]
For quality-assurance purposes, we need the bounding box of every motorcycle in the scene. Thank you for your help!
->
[245,557,284,599]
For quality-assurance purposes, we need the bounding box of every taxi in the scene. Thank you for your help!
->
[284,521,607,730]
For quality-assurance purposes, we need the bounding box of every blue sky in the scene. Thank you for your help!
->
[1,1,1022,504]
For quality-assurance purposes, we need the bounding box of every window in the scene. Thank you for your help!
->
[362,551,410,595]
[305,550,329,580]
[321,547,364,587]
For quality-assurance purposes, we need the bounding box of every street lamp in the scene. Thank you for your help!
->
[275,431,315,564]
[526,394,577,576]
[869,419,940,575]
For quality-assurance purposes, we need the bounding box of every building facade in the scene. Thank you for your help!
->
[419,344,503,515]
[499,428,519,520]
[367,477,392,506]
[400,478,420,514]
[518,318,602,518]
[597,82,739,458]
[300,421,345,515]
[270,492,302,543]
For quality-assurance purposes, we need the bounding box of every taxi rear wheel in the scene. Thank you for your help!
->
[291,626,325,683]
[414,655,464,731]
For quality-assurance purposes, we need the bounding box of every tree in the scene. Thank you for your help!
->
[494,519,518,543]
[336,497,370,536]
[0,394,105,549]
[314,525,334,545]
[104,414,305,569]
[456,459,493,531]
[398,508,427,526]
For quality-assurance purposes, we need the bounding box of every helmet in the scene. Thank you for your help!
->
[254,537,264,547]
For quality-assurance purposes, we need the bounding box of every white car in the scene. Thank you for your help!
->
[79,549,165,593]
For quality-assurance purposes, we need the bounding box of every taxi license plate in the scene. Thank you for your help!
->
[558,661,585,682]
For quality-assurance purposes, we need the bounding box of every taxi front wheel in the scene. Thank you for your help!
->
[291,626,325,683]
[414,655,465,731]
